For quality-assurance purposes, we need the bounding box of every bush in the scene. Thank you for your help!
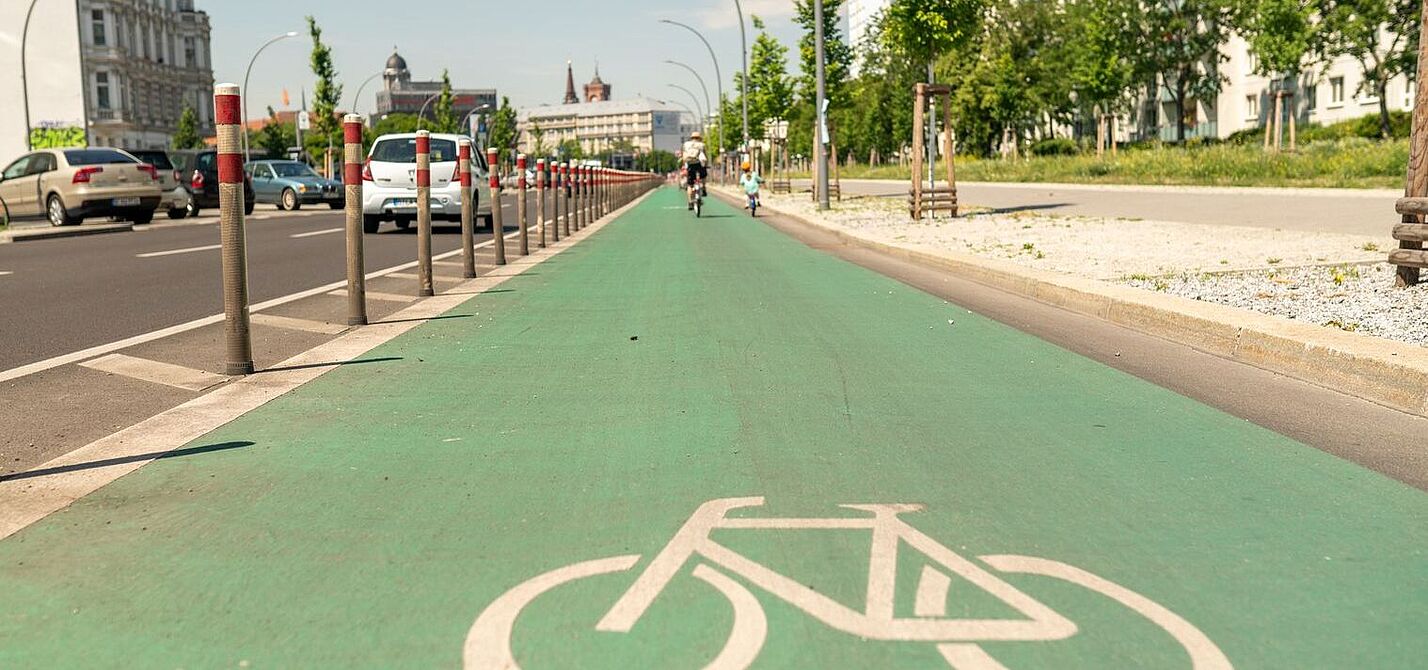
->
[1030,137,1079,157]
[1299,111,1412,143]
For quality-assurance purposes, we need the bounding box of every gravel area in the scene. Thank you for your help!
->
[1125,263,1428,347]
[750,190,1428,348]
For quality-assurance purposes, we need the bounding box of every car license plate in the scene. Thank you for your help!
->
[113,197,140,206]
[391,199,416,208]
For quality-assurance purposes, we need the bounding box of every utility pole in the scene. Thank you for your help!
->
[814,0,830,211]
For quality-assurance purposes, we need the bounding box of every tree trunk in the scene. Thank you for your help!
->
[1380,81,1393,139]
[1176,78,1189,143]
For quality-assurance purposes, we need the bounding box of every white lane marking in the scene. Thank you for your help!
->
[915,566,953,618]
[433,260,465,268]
[384,271,461,283]
[0,271,12,276]
[290,227,343,239]
[250,313,348,335]
[693,564,769,670]
[937,644,1010,670]
[0,230,528,385]
[327,289,416,303]
[465,555,642,670]
[980,555,1234,670]
[136,243,221,258]
[0,192,641,540]
[79,353,228,392]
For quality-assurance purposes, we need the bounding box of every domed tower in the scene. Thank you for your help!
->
[384,48,411,91]
[585,66,611,103]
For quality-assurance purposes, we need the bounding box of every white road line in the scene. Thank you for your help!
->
[384,271,462,283]
[433,260,465,268]
[136,244,222,258]
[79,353,228,392]
[250,313,348,335]
[290,227,344,239]
[0,271,13,276]
[327,289,416,303]
[0,231,523,385]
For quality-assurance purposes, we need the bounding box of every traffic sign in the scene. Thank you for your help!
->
[297,111,311,131]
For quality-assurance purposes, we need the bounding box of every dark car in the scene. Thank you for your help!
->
[171,149,255,217]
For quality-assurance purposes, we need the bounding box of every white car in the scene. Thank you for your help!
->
[362,132,491,234]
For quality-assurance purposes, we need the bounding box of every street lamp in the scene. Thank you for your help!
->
[241,31,302,160]
[459,104,493,140]
[813,0,830,211]
[659,19,723,157]
[415,93,442,130]
[733,0,750,154]
[664,61,711,129]
[19,0,41,151]
[668,84,706,136]
[350,72,383,118]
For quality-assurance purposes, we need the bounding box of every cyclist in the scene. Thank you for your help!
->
[682,131,708,210]
[739,161,762,210]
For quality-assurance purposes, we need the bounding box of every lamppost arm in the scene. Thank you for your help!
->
[733,0,749,152]
[350,72,383,118]
[241,31,301,160]
[21,0,41,151]
[416,93,443,130]
[664,60,712,124]
[659,19,723,155]
[667,84,706,131]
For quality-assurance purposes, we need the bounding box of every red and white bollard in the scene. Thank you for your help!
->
[459,138,477,279]
[489,147,507,266]
[517,153,529,256]
[561,162,572,238]
[214,83,253,375]
[343,113,368,325]
[535,158,547,249]
[551,160,563,243]
[416,129,434,297]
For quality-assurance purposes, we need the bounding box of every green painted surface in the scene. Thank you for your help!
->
[1,189,1425,668]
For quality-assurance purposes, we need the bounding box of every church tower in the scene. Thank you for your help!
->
[562,61,579,105]
[584,66,612,103]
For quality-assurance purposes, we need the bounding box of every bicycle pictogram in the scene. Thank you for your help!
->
[465,497,1232,669]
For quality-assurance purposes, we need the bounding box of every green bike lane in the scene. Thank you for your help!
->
[1,187,1424,668]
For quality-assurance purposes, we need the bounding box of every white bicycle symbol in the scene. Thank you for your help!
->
[466,497,1232,669]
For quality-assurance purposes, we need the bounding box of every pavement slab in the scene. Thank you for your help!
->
[0,188,1424,668]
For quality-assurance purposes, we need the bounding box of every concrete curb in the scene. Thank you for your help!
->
[0,223,133,244]
[735,190,1428,419]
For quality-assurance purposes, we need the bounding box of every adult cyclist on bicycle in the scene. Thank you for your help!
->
[682,131,708,211]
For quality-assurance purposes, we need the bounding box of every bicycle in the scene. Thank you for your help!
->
[466,496,1232,669]
[747,192,759,217]
[688,177,704,218]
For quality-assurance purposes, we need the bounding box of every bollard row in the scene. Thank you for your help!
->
[212,78,661,375]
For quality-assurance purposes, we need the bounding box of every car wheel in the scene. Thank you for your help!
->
[167,208,186,220]
[47,195,79,226]
[395,218,411,230]
[281,188,300,211]
[328,202,343,210]
[244,200,255,216]
[363,215,381,234]
[185,199,200,219]
[482,214,495,231]
[132,210,154,225]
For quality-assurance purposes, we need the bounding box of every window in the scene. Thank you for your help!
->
[1246,95,1260,120]
[1304,84,1318,112]
[96,72,111,109]
[2,156,33,180]
[63,149,138,166]
[91,10,106,46]
[184,37,196,68]
[1246,52,1258,76]
[1330,77,1345,106]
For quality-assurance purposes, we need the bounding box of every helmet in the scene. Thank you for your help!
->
[690,131,702,139]
[741,161,752,171]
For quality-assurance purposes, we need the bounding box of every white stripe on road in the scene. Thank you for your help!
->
[327,289,417,303]
[290,227,344,239]
[136,244,221,258]
[250,313,349,335]
[384,271,462,283]
[79,353,229,392]
[0,231,522,384]
[0,271,12,276]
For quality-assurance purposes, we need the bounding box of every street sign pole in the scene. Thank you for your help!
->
[814,0,830,211]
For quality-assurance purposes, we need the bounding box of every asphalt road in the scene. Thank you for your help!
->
[0,196,520,372]
[797,179,1399,235]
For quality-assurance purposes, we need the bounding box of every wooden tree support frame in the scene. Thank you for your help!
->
[909,83,957,220]
[1390,0,1428,287]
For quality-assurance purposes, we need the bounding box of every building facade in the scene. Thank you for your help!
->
[83,0,215,150]
[846,0,890,75]
[518,99,692,156]
[376,51,496,126]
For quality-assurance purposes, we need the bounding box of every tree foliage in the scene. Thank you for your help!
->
[488,96,520,159]
[885,0,986,67]
[172,104,205,150]
[432,70,457,133]
[1316,0,1421,138]
[306,16,341,144]
[747,16,796,139]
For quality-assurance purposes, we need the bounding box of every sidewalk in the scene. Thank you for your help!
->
[1,189,1424,668]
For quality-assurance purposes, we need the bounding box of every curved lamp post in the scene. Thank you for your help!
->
[241,31,301,160]
[659,19,723,156]
[732,0,749,153]
[458,103,493,144]
[20,0,42,151]
[350,72,383,118]
[668,84,706,135]
[415,93,442,130]
[664,60,711,126]
[661,99,701,143]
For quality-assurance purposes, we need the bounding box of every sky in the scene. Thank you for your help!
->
[202,0,818,119]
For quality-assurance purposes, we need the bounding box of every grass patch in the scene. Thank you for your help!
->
[796,138,1406,189]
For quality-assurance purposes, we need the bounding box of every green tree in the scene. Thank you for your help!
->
[1316,0,1420,139]
[528,121,549,157]
[885,0,986,75]
[1135,0,1235,143]
[844,10,920,163]
[255,106,295,159]
[746,16,796,139]
[371,113,421,139]
[172,104,205,149]
[794,0,854,109]
[487,96,519,160]
[306,16,342,154]
[556,138,584,160]
[1065,0,1137,150]
[432,70,457,133]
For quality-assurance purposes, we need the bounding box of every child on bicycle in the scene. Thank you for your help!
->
[739,161,763,210]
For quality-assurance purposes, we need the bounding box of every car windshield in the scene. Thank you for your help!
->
[64,149,138,166]
[131,152,174,169]
[371,138,459,163]
[271,162,319,178]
